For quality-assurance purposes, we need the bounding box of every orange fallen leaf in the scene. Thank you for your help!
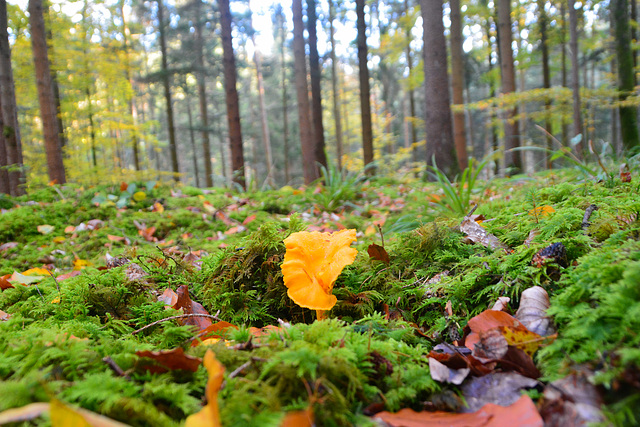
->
[375,395,542,427]
[280,407,314,427]
[172,285,213,331]
[158,288,178,307]
[0,274,14,291]
[185,350,224,427]
[192,321,238,347]
[107,234,126,242]
[528,205,555,218]
[242,214,256,225]
[152,202,165,213]
[64,225,76,233]
[136,347,202,373]
[57,270,81,281]
[0,310,10,321]
[367,243,390,264]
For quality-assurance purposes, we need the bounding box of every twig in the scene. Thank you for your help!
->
[465,204,478,218]
[46,270,60,293]
[131,313,222,335]
[220,357,268,390]
[103,356,130,379]
[376,224,385,248]
[589,139,608,175]
[582,204,598,230]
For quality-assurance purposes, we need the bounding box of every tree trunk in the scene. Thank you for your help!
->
[421,0,458,178]
[329,0,343,171]
[612,0,640,151]
[185,95,200,187]
[157,0,180,181]
[275,6,290,184]
[560,1,569,147]
[0,1,24,195]
[28,0,66,184]
[449,0,468,171]
[307,0,327,172]
[292,0,317,184]
[252,37,274,187]
[219,0,245,189]
[45,6,66,149]
[568,0,584,157]
[356,0,375,173]
[120,0,140,171]
[497,0,521,174]
[194,0,213,187]
[538,0,552,168]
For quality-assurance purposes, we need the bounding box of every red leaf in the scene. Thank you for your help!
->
[0,242,18,252]
[158,288,178,307]
[0,274,14,291]
[57,270,81,281]
[374,395,542,427]
[191,321,239,347]
[136,347,202,373]
[172,285,212,331]
[242,214,256,225]
[367,243,390,264]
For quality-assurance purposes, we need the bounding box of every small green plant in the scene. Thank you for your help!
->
[429,152,498,217]
[91,181,156,209]
[308,163,370,212]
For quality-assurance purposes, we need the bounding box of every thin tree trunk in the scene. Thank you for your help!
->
[449,0,468,171]
[28,0,66,184]
[307,0,327,172]
[538,0,552,169]
[120,0,140,171]
[497,0,521,174]
[356,0,375,173]
[276,7,291,184]
[185,95,200,187]
[194,0,212,187]
[0,1,24,195]
[404,0,418,165]
[219,0,245,189]
[252,36,274,187]
[631,0,637,85]
[157,0,179,180]
[612,0,640,151]
[292,0,317,184]
[0,111,8,194]
[568,0,584,157]
[45,5,65,149]
[560,1,569,147]
[329,0,343,171]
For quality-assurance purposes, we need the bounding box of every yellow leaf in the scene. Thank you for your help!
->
[185,350,224,427]
[53,236,66,243]
[132,191,147,202]
[22,268,52,276]
[50,398,129,427]
[152,202,165,213]
[528,205,555,218]
[51,296,61,304]
[73,259,92,270]
[499,326,556,357]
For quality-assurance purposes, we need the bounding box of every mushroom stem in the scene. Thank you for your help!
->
[316,310,327,321]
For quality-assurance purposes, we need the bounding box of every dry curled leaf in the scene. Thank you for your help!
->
[461,372,539,413]
[136,347,202,373]
[474,329,509,360]
[367,243,390,264]
[429,357,470,385]
[516,286,555,336]
[172,285,213,331]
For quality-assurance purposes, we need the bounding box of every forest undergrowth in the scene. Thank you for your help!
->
[0,166,639,426]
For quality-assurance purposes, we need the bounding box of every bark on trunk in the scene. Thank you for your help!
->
[0,1,24,195]
[329,0,344,171]
[568,0,584,157]
[194,0,212,187]
[120,0,140,171]
[356,0,375,173]
[292,0,317,184]
[252,38,274,187]
[306,0,327,172]
[219,0,246,189]
[449,0,468,171]
[538,0,552,168]
[28,0,66,184]
[497,0,521,174]
[421,0,458,178]
[157,0,180,181]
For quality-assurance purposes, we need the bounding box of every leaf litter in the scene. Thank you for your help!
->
[0,172,638,425]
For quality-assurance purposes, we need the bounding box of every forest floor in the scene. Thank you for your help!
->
[0,166,639,426]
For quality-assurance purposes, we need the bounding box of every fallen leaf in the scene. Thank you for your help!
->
[107,234,126,242]
[37,224,55,235]
[0,242,18,252]
[192,321,238,347]
[515,286,555,336]
[172,285,213,331]
[0,310,10,321]
[474,328,509,360]
[158,288,178,307]
[152,202,165,213]
[136,347,202,373]
[242,214,256,225]
[73,259,92,270]
[52,236,66,243]
[498,326,554,357]
[490,296,510,312]
[461,372,539,412]
[374,395,542,427]
[133,191,146,201]
[1,274,15,290]
[64,225,76,233]
[539,373,605,426]
[280,407,314,427]
[0,402,50,424]
[460,216,510,252]
[367,243,390,264]
[523,229,540,247]
[50,398,129,426]
[57,270,81,281]
[528,205,555,218]
[22,267,51,276]
[429,357,470,385]
[120,182,128,192]
[185,350,224,427]
[10,271,45,285]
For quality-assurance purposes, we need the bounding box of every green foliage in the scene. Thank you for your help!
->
[307,163,369,212]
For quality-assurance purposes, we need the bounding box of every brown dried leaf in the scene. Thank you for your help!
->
[474,329,508,360]
[539,373,605,425]
[172,285,213,331]
[136,347,202,373]
[516,286,555,336]
[460,216,510,251]
[461,372,539,412]
[490,296,510,312]
[0,402,50,424]
[374,395,542,427]
[367,243,390,264]
[0,274,14,291]
[158,288,178,307]
[0,242,18,252]
[0,310,10,321]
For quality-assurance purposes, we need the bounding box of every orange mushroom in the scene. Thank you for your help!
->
[281,229,358,319]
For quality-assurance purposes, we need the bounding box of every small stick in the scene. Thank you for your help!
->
[46,270,60,293]
[103,356,130,379]
[466,204,478,218]
[376,224,385,248]
[131,313,222,335]
[582,204,598,230]
[220,357,268,389]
